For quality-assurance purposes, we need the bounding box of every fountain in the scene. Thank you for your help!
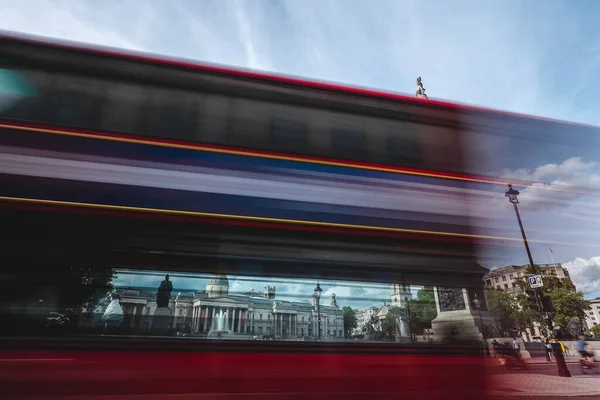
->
[207,309,232,339]
[396,316,411,343]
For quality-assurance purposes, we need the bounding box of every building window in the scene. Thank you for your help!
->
[260,314,263,320]
[495,277,499,283]
[496,285,501,290]
[509,274,514,279]
[504,284,509,289]
[502,276,507,282]
[512,283,517,288]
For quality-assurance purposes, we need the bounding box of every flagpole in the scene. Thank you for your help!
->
[548,248,556,266]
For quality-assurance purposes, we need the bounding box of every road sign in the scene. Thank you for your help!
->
[529,275,543,288]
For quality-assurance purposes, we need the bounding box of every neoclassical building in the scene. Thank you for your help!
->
[88,274,345,339]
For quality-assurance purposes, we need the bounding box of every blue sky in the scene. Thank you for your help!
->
[2,0,599,297]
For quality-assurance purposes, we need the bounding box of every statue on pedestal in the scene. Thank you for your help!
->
[156,274,173,309]
[416,77,428,99]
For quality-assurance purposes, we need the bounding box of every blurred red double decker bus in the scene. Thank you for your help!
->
[8,31,597,399]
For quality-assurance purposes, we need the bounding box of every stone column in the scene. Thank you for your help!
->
[291,315,295,337]
[229,307,234,331]
[202,306,208,332]
[237,309,243,333]
[278,314,282,336]
[211,306,216,331]
[197,306,201,331]
[233,308,238,333]
[192,306,197,331]
[288,314,291,337]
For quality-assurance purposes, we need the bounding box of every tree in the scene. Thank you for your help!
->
[381,306,403,339]
[486,289,517,336]
[590,324,600,338]
[512,291,541,333]
[342,306,358,338]
[0,262,116,335]
[511,265,590,334]
[549,287,590,333]
[407,286,437,330]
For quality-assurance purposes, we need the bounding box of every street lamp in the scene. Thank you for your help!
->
[472,293,490,357]
[314,282,323,340]
[405,296,413,343]
[505,184,570,377]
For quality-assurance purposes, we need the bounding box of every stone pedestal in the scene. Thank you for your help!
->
[152,307,172,336]
[431,286,491,342]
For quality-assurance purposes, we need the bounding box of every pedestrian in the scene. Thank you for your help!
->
[545,338,553,361]
[512,337,521,358]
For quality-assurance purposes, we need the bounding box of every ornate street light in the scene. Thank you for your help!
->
[471,293,489,357]
[504,184,570,377]
[314,282,323,340]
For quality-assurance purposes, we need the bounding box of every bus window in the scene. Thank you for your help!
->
[386,132,421,167]
[269,116,308,154]
[48,74,103,131]
[101,80,147,136]
[228,97,269,149]
[196,93,232,146]
[331,126,366,161]
[142,87,198,140]
[0,68,47,124]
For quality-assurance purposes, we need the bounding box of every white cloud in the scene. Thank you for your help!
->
[500,157,600,212]
[564,256,600,295]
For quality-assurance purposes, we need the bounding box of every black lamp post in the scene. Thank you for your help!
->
[472,293,490,357]
[314,282,323,340]
[405,296,413,343]
[505,184,570,377]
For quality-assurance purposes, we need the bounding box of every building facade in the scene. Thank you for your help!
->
[391,283,412,307]
[585,298,600,333]
[85,274,344,339]
[483,264,573,292]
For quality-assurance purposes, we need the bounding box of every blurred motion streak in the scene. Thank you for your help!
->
[2,31,600,400]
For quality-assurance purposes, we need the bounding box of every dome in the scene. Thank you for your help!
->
[206,274,229,299]
[207,274,229,287]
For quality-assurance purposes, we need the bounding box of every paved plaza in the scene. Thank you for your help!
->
[489,357,600,397]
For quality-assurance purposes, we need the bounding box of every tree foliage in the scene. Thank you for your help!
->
[549,287,590,330]
[407,286,437,329]
[486,289,516,335]
[381,306,403,338]
[342,306,358,338]
[590,324,600,338]
[486,265,591,337]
